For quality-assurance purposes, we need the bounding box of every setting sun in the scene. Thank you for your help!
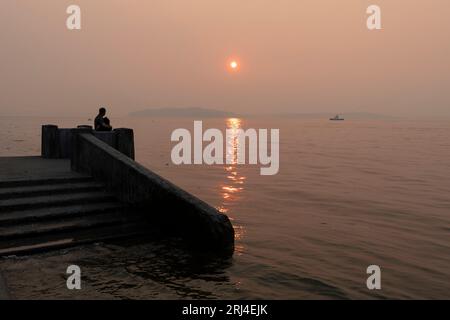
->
[227,58,240,73]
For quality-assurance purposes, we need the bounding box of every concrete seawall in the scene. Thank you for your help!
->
[71,131,235,253]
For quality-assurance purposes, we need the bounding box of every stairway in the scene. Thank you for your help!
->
[0,176,152,256]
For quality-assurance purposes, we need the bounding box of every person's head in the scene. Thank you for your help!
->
[99,107,106,116]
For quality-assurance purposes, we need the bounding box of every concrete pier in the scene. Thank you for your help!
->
[0,156,151,256]
[0,157,85,182]
[0,126,234,256]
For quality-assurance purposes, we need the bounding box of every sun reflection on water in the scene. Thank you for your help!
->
[217,118,246,254]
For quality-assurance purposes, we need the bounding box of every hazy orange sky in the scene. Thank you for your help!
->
[1,0,449,117]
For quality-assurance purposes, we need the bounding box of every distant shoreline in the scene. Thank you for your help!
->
[4,113,450,121]
[128,108,398,120]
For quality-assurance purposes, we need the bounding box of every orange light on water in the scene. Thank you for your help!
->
[220,117,246,248]
[227,117,242,129]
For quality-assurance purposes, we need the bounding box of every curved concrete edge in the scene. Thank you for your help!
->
[0,270,11,300]
[71,132,235,254]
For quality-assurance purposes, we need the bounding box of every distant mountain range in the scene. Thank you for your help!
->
[129,107,239,118]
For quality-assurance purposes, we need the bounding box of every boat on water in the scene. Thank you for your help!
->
[330,115,344,121]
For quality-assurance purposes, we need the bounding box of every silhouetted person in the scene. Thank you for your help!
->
[95,107,112,131]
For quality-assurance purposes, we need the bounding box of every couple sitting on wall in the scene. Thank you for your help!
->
[95,107,112,132]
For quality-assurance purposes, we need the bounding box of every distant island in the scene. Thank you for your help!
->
[129,107,239,118]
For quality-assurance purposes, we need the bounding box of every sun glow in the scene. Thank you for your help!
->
[227,58,240,73]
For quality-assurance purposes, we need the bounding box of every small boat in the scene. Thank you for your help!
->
[330,115,344,121]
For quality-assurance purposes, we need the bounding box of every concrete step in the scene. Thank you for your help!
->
[0,202,125,226]
[0,222,156,257]
[0,182,106,200]
[0,192,117,212]
[0,211,135,241]
[0,176,93,188]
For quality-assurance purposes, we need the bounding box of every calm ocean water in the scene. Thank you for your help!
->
[0,116,449,299]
